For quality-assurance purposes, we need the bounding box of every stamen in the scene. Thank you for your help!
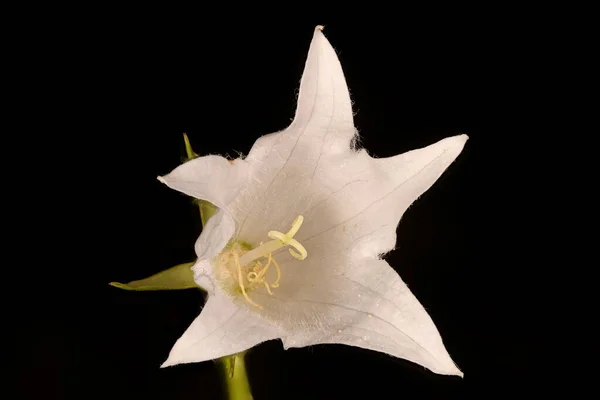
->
[263,282,273,295]
[232,215,307,307]
[257,253,273,280]
[235,252,262,309]
[271,257,281,288]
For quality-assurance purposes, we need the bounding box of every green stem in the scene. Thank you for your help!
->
[217,352,253,400]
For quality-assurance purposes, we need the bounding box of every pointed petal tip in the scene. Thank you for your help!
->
[441,133,469,154]
[445,362,464,378]
[315,25,325,31]
[447,133,468,146]
[161,353,185,368]
[428,361,463,377]
[157,175,167,184]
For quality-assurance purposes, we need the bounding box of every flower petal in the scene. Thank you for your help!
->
[158,155,248,210]
[244,27,354,165]
[290,26,354,141]
[298,134,469,256]
[230,27,357,240]
[372,134,469,223]
[189,209,236,293]
[277,259,462,376]
[194,209,236,262]
[161,289,282,367]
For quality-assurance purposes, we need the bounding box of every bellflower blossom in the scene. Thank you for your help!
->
[158,26,467,376]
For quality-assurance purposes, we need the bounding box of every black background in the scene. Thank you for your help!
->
[14,14,536,400]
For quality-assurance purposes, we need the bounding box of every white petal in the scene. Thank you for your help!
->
[158,155,248,210]
[244,27,354,165]
[229,27,357,239]
[278,260,462,376]
[374,134,469,218]
[290,26,354,140]
[161,290,283,367]
[194,209,236,262]
[190,209,236,293]
[296,134,469,258]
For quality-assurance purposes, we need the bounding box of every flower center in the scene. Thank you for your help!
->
[214,216,308,309]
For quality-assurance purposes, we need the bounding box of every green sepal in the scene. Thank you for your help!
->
[183,132,199,160]
[109,261,199,291]
[197,199,217,226]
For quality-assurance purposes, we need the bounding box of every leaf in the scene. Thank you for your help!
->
[109,262,199,291]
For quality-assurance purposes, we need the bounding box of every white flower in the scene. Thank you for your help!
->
[158,26,467,377]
